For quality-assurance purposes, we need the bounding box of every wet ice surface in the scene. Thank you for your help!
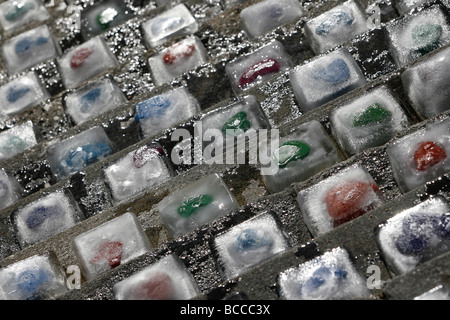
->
[157,173,239,238]
[0,253,67,300]
[213,212,290,280]
[330,86,409,155]
[73,212,152,280]
[0,121,38,161]
[261,120,341,194]
[239,0,303,40]
[414,285,450,300]
[297,164,384,237]
[0,0,49,32]
[148,35,208,87]
[304,0,368,54]
[104,144,173,202]
[0,168,22,211]
[376,196,450,275]
[386,117,450,193]
[46,126,115,181]
[289,48,366,112]
[11,190,85,248]
[64,78,126,125]
[1,24,60,74]
[401,45,450,118]
[225,40,293,93]
[57,36,118,89]
[395,0,430,15]
[0,72,49,117]
[278,247,370,300]
[135,87,200,139]
[113,254,201,300]
[386,6,450,68]
[141,4,198,48]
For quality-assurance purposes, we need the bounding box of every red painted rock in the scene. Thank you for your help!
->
[414,141,447,171]
[238,58,281,89]
[131,272,174,300]
[70,47,94,68]
[163,42,195,65]
[325,181,380,226]
[91,240,123,268]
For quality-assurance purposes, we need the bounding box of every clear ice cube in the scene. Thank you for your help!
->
[376,196,450,275]
[46,126,115,181]
[0,252,67,300]
[104,144,173,202]
[1,24,60,74]
[113,254,201,300]
[278,247,370,300]
[0,72,49,117]
[330,86,409,155]
[57,36,118,89]
[63,78,126,125]
[141,4,198,48]
[401,45,450,118]
[261,120,341,194]
[0,168,22,211]
[157,173,239,237]
[213,212,290,280]
[289,48,366,112]
[240,0,303,39]
[0,0,50,33]
[148,35,208,87]
[297,164,384,237]
[11,190,85,248]
[225,40,293,93]
[386,117,450,193]
[135,87,200,139]
[304,0,368,54]
[72,212,153,280]
[0,120,39,161]
[386,6,450,67]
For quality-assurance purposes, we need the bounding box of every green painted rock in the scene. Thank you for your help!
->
[273,140,310,168]
[97,7,119,30]
[4,2,35,21]
[411,24,442,55]
[177,194,214,217]
[353,103,392,127]
[221,111,251,136]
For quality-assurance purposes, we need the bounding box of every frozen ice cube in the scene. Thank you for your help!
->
[261,120,341,194]
[57,36,118,89]
[0,0,49,33]
[113,254,201,300]
[157,173,239,237]
[11,190,85,248]
[225,40,293,93]
[395,0,429,15]
[304,0,368,54]
[200,95,269,156]
[414,285,450,300]
[297,164,384,237]
[386,6,450,67]
[64,78,126,125]
[330,86,409,155]
[376,196,450,275]
[0,168,22,211]
[73,212,152,280]
[213,212,290,279]
[141,4,198,48]
[289,48,366,112]
[401,45,450,119]
[104,144,173,202]
[386,117,450,193]
[1,24,60,74]
[46,126,115,181]
[148,35,208,87]
[0,120,39,161]
[0,252,67,300]
[80,0,130,39]
[278,247,370,300]
[240,0,303,39]
[135,87,200,139]
[0,72,49,117]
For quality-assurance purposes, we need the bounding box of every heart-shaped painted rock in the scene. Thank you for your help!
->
[414,141,447,171]
[238,58,281,89]
[273,140,310,168]
[311,58,350,84]
[177,194,214,217]
[352,103,392,127]
[315,10,354,36]
[221,111,251,136]
[411,24,442,55]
